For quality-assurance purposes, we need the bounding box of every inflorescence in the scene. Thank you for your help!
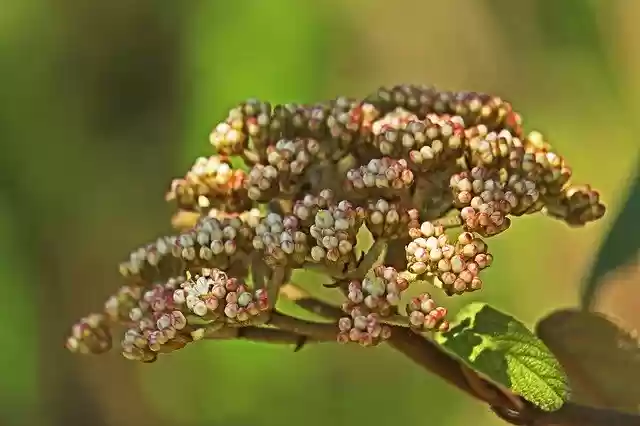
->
[66,83,605,362]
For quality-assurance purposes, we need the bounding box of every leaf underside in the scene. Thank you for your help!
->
[582,165,640,308]
[536,308,640,413]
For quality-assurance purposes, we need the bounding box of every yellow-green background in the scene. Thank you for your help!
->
[1,1,638,425]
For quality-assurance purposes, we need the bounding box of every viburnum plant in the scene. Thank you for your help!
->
[66,84,634,425]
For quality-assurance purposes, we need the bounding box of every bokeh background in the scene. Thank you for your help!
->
[1,1,639,425]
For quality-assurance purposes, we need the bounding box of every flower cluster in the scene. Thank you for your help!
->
[308,201,363,271]
[406,221,492,295]
[336,266,406,346]
[407,293,450,332]
[345,157,414,199]
[67,269,270,363]
[166,155,250,213]
[67,83,606,362]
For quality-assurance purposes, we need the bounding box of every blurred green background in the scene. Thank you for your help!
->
[1,1,639,425]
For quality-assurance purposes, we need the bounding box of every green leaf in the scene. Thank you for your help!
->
[354,223,374,260]
[536,309,640,413]
[582,165,640,308]
[435,302,570,412]
[276,285,332,323]
[348,238,387,279]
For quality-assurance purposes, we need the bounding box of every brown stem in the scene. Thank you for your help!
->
[379,314,411,327]
[278,286,488,400]
[206,325,333,345]
[274,285,640,426]
[461,365,526,414]
[412,175,433,211]
[348,239,387,279]
[267,311,338,341]
[386,325,504,403]
[266,265,289,305]
[431,213,463,229]
[529,403,640,426]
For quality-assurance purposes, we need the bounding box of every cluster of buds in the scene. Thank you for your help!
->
[118,215,258,285]
[166,155,250,212]
[451,167,515,236]
[407,293,449,332]
[67,83,606,362]
[406,221,492,295]
[67,269,270,363]
[66,313,112,355]
[371,111,465,172]
[344,266,409,314]
[337,310,392,347]
[344,157,415,200]
[308,201,363,271]
[245,136,330,202]
[173,269,269,323]
[364,199,419,239]
[252,212,309,267]
[337,266,415,346]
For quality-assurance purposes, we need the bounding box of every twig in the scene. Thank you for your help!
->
[461,365,526,415]
[386,324,505,404]
[278,285,497,402]
[206,325,333,345]
[431,213,463,229]
[379,314,412,327]
[348,239,387,279]
[293,297,343,319]
[267,311,338,341]
[412,175,433,212]
[276,284,640,426]
[528,402,640,426]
